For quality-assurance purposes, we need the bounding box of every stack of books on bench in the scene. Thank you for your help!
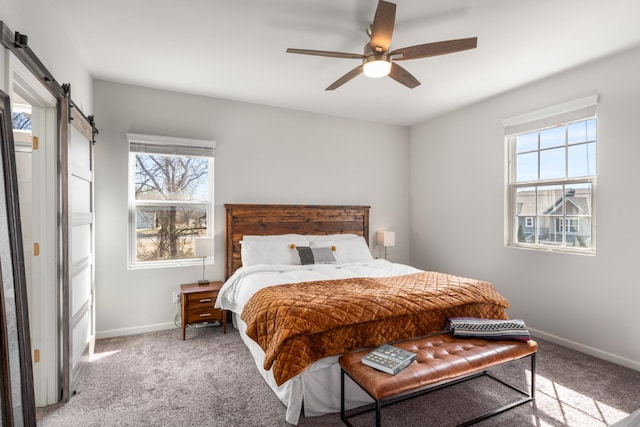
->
[362,343,416,375]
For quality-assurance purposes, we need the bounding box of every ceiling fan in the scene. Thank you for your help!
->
[286,0,477,90]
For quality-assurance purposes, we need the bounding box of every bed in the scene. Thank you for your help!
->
[215,204,510,425]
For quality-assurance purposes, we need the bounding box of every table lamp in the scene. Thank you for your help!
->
[194,237,214,284]
[377,230,395,260]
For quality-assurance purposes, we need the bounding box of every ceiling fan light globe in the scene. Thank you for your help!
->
[363,58,391,78]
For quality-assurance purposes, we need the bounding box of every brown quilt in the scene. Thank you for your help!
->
[241,271,509,385]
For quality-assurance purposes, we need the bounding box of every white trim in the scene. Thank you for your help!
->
[12,103,31,114]
[502,95,598,136]
[36,107,59,406]
[96,322,178,339]
[502,94,598,128]
[97,323,640,372]
[9,52,57,107]
[127,132,216,149]
[529,327,640,372]
[8,51,60,406]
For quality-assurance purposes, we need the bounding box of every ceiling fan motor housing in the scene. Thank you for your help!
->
[363,53,390,64]
[362,43,391,78]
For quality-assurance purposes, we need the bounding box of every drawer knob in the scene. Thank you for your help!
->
[199,313,211,317]
[199,298,212,303]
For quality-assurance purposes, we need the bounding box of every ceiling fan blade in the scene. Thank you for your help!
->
[390,37,478,61]
[370,1,396,52]
[326,65,364,90]
[388,62,421,89]
[287,48,364,60]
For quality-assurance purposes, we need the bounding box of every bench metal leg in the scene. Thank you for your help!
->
[340,368,346,424]
[531,352,536,399]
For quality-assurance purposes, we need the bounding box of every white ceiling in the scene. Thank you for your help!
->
[49,0,640,126]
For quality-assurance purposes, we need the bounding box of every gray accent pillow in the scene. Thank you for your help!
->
[295,246,336,265]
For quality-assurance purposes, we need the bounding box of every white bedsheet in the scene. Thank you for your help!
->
[215,259,422,425]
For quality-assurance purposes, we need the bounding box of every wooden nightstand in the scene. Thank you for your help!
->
[180,281,226,340]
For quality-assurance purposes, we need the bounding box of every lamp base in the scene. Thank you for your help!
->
[197,280,209,286]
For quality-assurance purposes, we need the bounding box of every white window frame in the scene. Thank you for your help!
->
[127,133,216,269]
[503,95,597,254]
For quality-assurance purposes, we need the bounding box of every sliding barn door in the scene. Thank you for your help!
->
[61,96,95,399]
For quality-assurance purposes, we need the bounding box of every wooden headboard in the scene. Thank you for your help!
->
[224,204,370,280]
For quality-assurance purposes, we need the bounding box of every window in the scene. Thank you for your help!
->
[128,133,215,268]
[504,96,597,253]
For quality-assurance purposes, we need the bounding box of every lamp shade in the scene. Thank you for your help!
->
[194,237,214,257]
[377,231,395,247]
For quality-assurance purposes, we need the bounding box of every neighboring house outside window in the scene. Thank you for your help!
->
[504,96,597,254]
[127,133,216,268]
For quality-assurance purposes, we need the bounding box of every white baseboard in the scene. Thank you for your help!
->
[530,327,640,372]
[95,323,640,373]
[96,322,176,339]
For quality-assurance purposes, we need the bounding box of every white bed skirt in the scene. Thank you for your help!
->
[233,314,373,425]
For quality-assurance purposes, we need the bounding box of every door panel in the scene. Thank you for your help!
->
[62,100,95,399]
[70,308,90,387]
[71,267,91,317]
[71,224,91,263]
[70,177,90,211]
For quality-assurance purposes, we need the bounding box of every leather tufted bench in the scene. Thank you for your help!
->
[339,332,538,427]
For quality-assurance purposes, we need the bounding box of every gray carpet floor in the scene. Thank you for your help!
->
[36,325,640,426]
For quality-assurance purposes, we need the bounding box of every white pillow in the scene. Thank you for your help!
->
[308,235,373,263]
[241,234,309,266]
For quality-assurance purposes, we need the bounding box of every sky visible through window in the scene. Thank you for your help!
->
[516,118,596,182]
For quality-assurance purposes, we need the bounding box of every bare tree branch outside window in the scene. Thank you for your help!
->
[134,154,210,262]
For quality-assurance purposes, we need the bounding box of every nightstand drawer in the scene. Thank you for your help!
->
[185,307,223,324]
[184,291,215,308]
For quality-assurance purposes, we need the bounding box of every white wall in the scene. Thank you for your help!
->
[0,0,92,111]
[93,80,410,337]
[410,46,640,370]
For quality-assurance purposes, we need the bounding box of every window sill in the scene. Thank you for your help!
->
[506,243,595,256]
